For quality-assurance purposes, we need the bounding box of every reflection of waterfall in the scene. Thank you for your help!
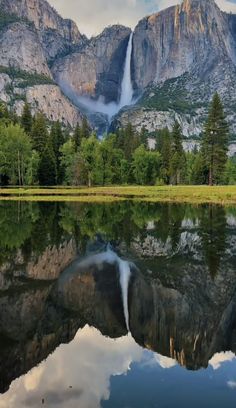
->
[119,32,134,108]
[76,249,132,331]
[119,259,131,331]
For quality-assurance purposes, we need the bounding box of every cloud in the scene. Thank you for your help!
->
[0,326,143,408]
[209,351,236,370]
[227,380,236,389]
[48,0,236,37]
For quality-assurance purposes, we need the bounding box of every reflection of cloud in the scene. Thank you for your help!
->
[155,354,177,369]
[143,352,176,369]
[209,352,236,370]
[227,380,236,389]
[24,366,44,392]
[0,326,142,408]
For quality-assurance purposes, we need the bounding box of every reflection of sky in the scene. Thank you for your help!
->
[0,326,236,408]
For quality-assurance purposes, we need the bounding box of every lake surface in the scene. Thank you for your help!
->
[0,201,236,407]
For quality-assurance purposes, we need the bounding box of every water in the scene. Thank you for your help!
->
[0,201,236,407]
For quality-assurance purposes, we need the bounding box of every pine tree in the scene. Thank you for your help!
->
[73,123,82,151]
[21,102,33,134]
[38,143,57,186]
[123,123,140,161]
[50,121,65,183]
[80,117,90,140]
[201,93,229,186]
[158,128,172,184]
[31,113,48,154]
[169,121,186,185]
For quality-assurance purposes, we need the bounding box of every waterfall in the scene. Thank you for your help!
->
[119,32,134,109]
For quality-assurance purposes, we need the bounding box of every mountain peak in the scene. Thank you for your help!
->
[0,0,84,43]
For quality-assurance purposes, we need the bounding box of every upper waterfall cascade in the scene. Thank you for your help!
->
[119,32,134,109]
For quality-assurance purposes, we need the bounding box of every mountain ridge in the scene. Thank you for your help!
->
[0,0,236,138]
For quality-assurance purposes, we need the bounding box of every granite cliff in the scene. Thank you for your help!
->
[0,0,236,137]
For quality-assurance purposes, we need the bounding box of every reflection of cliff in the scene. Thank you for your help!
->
[1,201,236,394]
[1,249,236,394]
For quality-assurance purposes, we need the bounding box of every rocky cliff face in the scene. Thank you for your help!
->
[1,0,236,135]
[132,0,236,89]
[0,21,51,76]
[0,0,86,126]
[0,0,86,62]
[115,0,236,137]
[52,25,131,104]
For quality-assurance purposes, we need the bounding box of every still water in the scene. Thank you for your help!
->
[0,201,236,407]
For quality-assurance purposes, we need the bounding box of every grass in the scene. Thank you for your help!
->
[1,186,236,204]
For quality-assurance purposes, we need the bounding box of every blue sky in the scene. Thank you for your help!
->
[49,0,236,36]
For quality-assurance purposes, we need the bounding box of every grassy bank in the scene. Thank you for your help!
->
[1,186,236,204]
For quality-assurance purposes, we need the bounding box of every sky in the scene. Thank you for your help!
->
[48,0,236,37]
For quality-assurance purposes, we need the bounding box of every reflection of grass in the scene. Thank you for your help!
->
[1,186,236,204]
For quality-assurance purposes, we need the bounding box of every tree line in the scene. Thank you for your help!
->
[0,92,235,186]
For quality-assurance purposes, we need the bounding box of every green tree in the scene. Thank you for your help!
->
[169,121,186,185]
[25,150,40,185]
[79,135,99,187]
[38,144,57,186]
[224,157,236,185]
[73,123,82,151]
[0,124,33,185]
[60,139,78,185]
[21,102,33,134]
[157,128,172,184]
[80,117,90,140]
[50,121,65,183]
[95,134,125,185]
[201,93,229,185]
[132,145,161,185]
[31,113,48,154]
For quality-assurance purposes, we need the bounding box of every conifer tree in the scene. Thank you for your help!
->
[169,121,186,185]
[201,93,229,185]
[50,121,65,183]
[73,123,82,151]
[158,128,172,184]
[21,102,33,134]
[80,117,90,140]
[123,123,140,161]
[38,143,57,186]
[31,113,48,154]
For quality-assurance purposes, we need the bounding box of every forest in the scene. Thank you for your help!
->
[0,93,235,187]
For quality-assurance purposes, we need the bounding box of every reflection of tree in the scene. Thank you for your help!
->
[0,202,70,265]
[23,202,68,257]
[199,205,227,277]
[59,202,165,251]
[149,204,186,251]
[0,202,38,264]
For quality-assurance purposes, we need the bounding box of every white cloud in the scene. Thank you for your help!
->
[0,326,143,408]
[227,380,236,389]
[209,351,236,370]
[48,0,236,37]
